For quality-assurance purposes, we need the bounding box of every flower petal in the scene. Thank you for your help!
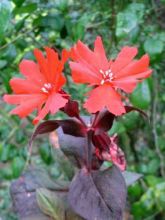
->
[94,36,109,69]
[49,93,68,114]
[7,95,46,118]
[112,80,137,93]
[45,47,66,90]
[61,48,71,65]
[112,69,152,93]
[71,39,107,83]
[116,54,151,79]
[45,47,59,82]
[75,40,98,69]
[111,50,151,93]
[70,61,101,85]
[3,94,46,105]
[84,85,125,115]
[111,46,138,73]
[33,48,49,81]
[19,60,46,85]
[33,92,68,124]
[9,78,41,94]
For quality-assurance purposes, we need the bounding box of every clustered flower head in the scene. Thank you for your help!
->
[3,36,152,172]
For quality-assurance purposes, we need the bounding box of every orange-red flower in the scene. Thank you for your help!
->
[3,47,69,124]
[70,36,152,115]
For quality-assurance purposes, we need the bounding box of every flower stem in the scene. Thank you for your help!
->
[77,115,87,128]
[87,130,93,172]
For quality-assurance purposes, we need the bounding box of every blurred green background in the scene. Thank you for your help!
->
[0,0,165,219]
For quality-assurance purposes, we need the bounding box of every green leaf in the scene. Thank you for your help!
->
[144,38,164,57]
[0,60,7,69]
[121,112,140,130]
[128,183,142,198]
[1,166,13,180]
[11,156,25,178]
[2,44,17,61]
[0,144,12,162]
[55,0,69,12]
[66,14,89,41]
[0,0,12,38]
[145,175,163,187]
[147,159,160,174]
[109,121,126,135]
[39,14,64,32]
[72,22,85,41]
[155,182,165,211]
[130,80,151,109]
[15,15,29,32]
[116,3,145,39]
[13,3,37,15]
[39,144,53,165]
[36,188,65,220]
[12,0,25,7]
[116,12,137,39]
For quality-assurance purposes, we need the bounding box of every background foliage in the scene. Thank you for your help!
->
[0,0,165,219]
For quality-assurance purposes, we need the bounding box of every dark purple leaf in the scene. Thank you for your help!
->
[10,168,69,220]
[29,120,59,151]
[122,171,143,186]
[92,106,147,136]
[68,166,127,220]
[93,109,115,135]
[61,100,80,117]
[57,126,102,170]
[125,106,148,119]
[29,118,86,154]
[57,127,87,168]
[58,118,86,137]
[33,120,59,136]
[10,168,83,220]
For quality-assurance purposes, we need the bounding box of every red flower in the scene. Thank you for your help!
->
[3,47,70,124]
[70,36,152,115]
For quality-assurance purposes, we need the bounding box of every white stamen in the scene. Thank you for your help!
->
[109,73,113,78]
[99,69,104,74]
[101,79,105,85]
[44,83,52,89]
[99,69,114,85]
[41,83,52,93]
[41,87,49,93]
[105,71,109,76]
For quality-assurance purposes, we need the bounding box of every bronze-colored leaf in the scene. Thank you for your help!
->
[68,166,127,220]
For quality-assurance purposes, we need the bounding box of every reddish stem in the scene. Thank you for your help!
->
[76,115,87,128]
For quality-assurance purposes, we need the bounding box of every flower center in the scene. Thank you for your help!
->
[41,83,53,94]
[99,69,114,85]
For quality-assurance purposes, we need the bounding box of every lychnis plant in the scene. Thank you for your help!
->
[3,36,152,220]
